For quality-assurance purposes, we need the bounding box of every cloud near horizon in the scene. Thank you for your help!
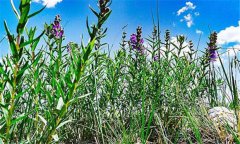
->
[33,0,63,8]
[217,21,240,45]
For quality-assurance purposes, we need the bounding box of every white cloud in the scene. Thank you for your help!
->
[33,0,63,8]
[182,14,193,28]
[177,1,196,16]
[194,12,200,16]
[217,21,240,45]
[177,7,188,16]
[176,1,198,28]
[184,14,192,21]
[196,29,203,34]
[186,2,196,8]
[224,44,240,57]
[187,21,193,28]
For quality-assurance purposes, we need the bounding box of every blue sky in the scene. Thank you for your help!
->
[0,0,239,57]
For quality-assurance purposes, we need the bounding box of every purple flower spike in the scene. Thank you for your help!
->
[50,15,64,39]
[209,49,218,61]
[153,55,159,61]
[130,34,137,43]
[129,26,145,56]
[130,33,144,52]
[207,32,218,62]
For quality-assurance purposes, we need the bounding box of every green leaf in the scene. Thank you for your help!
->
[10,0,20,19]
[99,10,112,26]
[16,61,29,82]
[86,17,92,38]
[56,119,73,129]
[45,89,53,104]
[53,77,64,99]
[28,27,36,40]
[19,30,44,48]
[28,5,46,19]
[32,52,42,67]
[17,0,30,34]
[0,66,10,83]
[1,106,8,122]
[4,21,18,57]
[35,79,41,94]
[38,114,47,125]
[83,38,96,62]
[89,6,99,17]
[6,56,14,71]
[11,113,28,126]
[184,108,202,144]
[15,88,30,100]
[69,93,91,104]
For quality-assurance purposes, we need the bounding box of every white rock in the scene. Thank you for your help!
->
[208,106,237,129]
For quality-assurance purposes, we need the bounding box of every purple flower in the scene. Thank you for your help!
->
[50,15,64,39]
[129,33,144,52]
[153,55,159,61]
[207,32,218,62]
[130,34,137,43]
[209,47,218,62]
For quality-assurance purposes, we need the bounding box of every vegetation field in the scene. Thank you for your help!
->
[0,0,240,143]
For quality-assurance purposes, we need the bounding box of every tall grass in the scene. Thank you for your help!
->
[0,0,239,143]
